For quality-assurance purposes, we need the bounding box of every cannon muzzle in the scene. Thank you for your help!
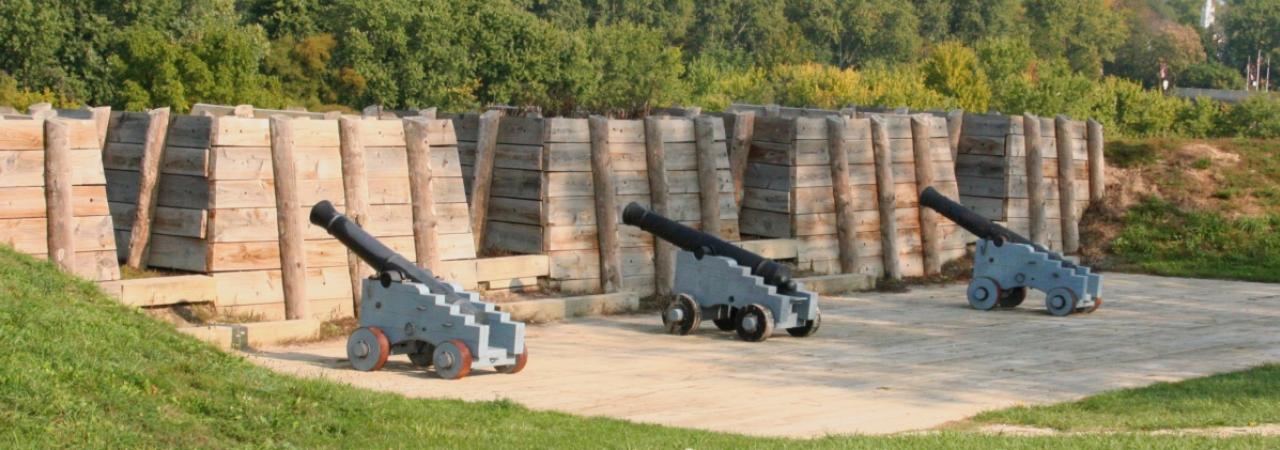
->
[310,200,435,285]
[622,202,796,293]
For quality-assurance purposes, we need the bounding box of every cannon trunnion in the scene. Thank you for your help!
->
[311,200,527,379]
[622,202,821,342]
[919,187,1103,316]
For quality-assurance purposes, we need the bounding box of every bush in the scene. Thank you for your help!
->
[923,41,991,112]
[1175,97,1228,138]
[1225,96,1280,139]
[1178,62,1245,90]
[769,63,863,109]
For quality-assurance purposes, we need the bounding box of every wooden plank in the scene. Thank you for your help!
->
[103,142,208,176]
[127,108,171,269]
[475,254,550,281]
[0,149,104,187]
[485,221,542,254]
[742,187,790,214]
[589,116,621,293]
[490,168,542,201]
[0,185,109,219]
[211,266,354,306]
[946,110,963,159]
[166,115,213,148]
[43,119,76,272]
[743,163,792,190]
[487,196,542,226]
[0,120,43,150]
[961,113,1016,137]
[114,274,217,307]
[739,209,791,237]
[107,112,150,145]
[543,142,589,172]
[606,120,645,143]
[109,203,206,237]
[0,216,115,254]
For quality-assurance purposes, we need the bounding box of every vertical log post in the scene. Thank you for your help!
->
[1055,116,1080,254]
[726,111,755,209]
[693,116,723,238]
[911,115,942,276]
[946,109,964,160]
[588,116,623,293]
[826,116,860,274]
[1024,114,1048,246]
[43,118,76,273]
[644,116,675,296]
[469,110,501,250]
[89,106,111,149]
[269,116,309,320]
[1087,119,1105,202]
[404,118,441,272]
[870,116,902,280]
[125,107,171,269]
[338,117,371,315]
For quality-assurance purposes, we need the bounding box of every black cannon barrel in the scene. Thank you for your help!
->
[309,200,436,285]
[622,202,797,294]
[919,187,1076,268]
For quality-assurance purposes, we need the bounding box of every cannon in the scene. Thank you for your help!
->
[310,200,527,379]
[621,202,820,341]
[919,187,1102,316]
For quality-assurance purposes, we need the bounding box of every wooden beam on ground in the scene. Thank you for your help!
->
[911,115,941,276]
[589,116,622,293]
[644,116,674,296]
[269,116,309,320]
[126,107,171,269]
[469,110,501,250]
[1087,119,1105,202]
[1024,114,1047,246]
[43,119,76,273]
[1055,116,1080,254]
[338,117,371,315]
[693,116,722,238]
[870,116,902,280]
[404,118,441,271]
[727,111,755,209]
[826,116,860,274]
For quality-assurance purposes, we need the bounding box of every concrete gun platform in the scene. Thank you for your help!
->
[247,273,1280,437]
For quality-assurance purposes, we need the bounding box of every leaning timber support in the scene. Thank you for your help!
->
[826,116,860,274]
[1087,119,1105,202]
[470,110,501,250]
[1055,116,1080,254]
[126,107,171,269]
[644,116,675,296]
[43,118,76,273]
[870,116,902,281]
[589,115,623,293]
[1024,113,1048,247]
[911,115,942,276]
[404,118,441,272]
[693,116,722,238]
[269,116,310,320]
[338,116,372,315]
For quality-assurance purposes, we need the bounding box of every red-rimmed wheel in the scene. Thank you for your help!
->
[432,339,473,380]
[1085,297,1102,314]
[496,345,528,374]
[347,327,391,372]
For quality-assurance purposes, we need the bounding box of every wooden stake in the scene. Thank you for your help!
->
[644,116,674,296]
[269,116,309,320]
[946,109,964,160]
[726,111,755,209]
[338,117,371,315]
[1087,119,1105,202]
[826,116,860,274]
[469,110,501,250]
[1024,114,1047,246]
[1055,116,1080,254]
[693,116,722,238]
[404,118,441,272]
[870,116,902,280]
[911,115,942,275]
[43,118,76,273]
[125,107,171,269]
[89,106,111,149]
[589,116,622,293]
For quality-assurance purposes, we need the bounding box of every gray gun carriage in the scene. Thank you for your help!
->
[621,203,821,342]
[310,200,527,379]
[919,187,1103,316]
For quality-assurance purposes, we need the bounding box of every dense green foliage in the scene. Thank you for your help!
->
[0,0,1277,136]
[0,246,1276,448]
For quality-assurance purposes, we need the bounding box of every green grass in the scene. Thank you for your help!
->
[975,365,1280,431]
[1107,198,1280,282]
[0,246,1275,448]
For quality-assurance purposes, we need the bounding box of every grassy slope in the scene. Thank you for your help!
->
[0,247,1274,448]
[1089,138,1280,282]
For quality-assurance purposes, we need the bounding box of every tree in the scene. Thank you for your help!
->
[1178,62,1245,89]
[1219,0,1280,72]
[924,41,992,112]
[789,0,922,68]
[581,23,688,117]
[1109,18,1206,88]
[1025,0,1129,77]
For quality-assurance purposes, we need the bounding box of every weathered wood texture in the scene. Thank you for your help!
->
[337,117,370,314]
[0,116,120,281]
[269,117,309,320]
[588,116,623,293]
[1023,114,1047,246]
[954,112,1097,253]
[125,107,171,269]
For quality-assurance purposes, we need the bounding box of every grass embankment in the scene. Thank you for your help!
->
[0,246,1275,448]
[1084,138,1280,282]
